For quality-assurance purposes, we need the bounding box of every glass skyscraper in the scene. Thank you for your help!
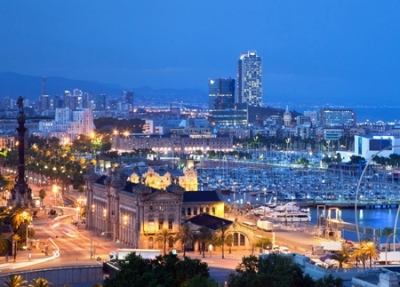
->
[208,78,247,126]
[208,78,235,111]
[238,51,262,107]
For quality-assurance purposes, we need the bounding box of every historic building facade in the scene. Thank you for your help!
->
[85,165,242,253]
[128,166,198,191]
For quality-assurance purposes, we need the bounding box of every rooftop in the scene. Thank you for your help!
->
[185,213,233,230]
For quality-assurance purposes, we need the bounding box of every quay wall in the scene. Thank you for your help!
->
[300,200,400,209]
[0,266,103,287]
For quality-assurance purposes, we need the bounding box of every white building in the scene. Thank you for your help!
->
[38,108,94,142]
[354,135,400,160]
[55,108,72,124]
[72,109,94,137]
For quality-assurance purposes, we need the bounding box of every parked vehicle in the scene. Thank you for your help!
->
[257,220,273,231]
[320,241,343,252]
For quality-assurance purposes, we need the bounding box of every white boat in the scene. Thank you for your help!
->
[264,210,311,222]
[263,202,311,222]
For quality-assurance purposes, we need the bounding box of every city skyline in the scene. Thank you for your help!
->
[1,1,400,106]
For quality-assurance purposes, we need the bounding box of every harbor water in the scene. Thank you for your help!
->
[223,192,400,243]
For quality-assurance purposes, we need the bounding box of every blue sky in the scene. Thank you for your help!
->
[1,0,400,104]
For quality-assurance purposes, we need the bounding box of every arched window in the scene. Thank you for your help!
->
[168,237,174,248]
[181,208,185,216]
[240,234,245,246]
[187,208,192,216]
[194,207,198,215]
[206,207,210,214]
[200,207,204,214]
[149,237,154,249]
[212,207,215,215]
[233,233,238,246]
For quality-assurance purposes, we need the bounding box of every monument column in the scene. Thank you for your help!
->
[10,97,32,207]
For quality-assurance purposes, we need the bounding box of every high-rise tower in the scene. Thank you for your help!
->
[237,51,262,107]
[42,76,47,95]
[208,78,235,111]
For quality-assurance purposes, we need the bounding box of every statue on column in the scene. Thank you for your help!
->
[17,96,24,113]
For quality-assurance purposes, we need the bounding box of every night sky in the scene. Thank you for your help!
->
[1,0,400,104]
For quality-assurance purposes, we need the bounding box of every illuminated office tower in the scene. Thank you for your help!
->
[238,51,262,107]
[208,78,235,111]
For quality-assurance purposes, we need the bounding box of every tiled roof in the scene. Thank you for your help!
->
[185,213,233,230]
[183,190,223,203]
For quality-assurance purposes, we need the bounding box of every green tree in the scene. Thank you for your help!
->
[382,227,394,252]
[314,274,343,287]
[296,158,309,166]
[103,253,210,287]
[334,244,353,268]
[175,256,209,286]
[103,252,154,287]
[216,224,229,259]
[353,247,368,268]
[38,189,46,207]
[225,234,233,254]
[228,254,338,287]
[195,226,212,258]
[183,274,218,287]
[254,237,272,249]
[1,274,27,287]
[155,229,171,255]
[350,155,365,164]
[11,208,32,232]
[175,223,194,257]
[361,241,380,268]
[0,234,10,254]
[28,278,52,287]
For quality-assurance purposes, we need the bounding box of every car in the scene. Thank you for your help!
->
[279,246,290,254]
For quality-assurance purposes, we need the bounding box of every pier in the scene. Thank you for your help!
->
[303,200,400,209]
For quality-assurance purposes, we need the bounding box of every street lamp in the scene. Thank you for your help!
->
[52,185,58,205]
[123,215,128,246]
[286,138,291,165]
[90,204,95,260]
[25,223,33,260]
[263,188,267,203]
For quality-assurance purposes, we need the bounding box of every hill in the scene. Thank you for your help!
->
[0,72,207,105]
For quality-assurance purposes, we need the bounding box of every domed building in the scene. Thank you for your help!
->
[283,105,292,127]
[85,165,256,253]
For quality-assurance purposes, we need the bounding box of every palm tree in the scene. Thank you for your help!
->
[155,228,170,255]
[28,278,51,287]
[0,233,9,254]
[381,227,394,252]
[361,241,380,267]
[11,208,31,231]
[225,234,233,254]
[216,224,230,259]
[195,226,212,258]
[352,247,367,268]
[175,223,194,257]
[38,189,46,207]
[1,274,27,287]
[335,244,353,268]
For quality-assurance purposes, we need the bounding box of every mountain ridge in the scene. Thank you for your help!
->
[0,72,208,105]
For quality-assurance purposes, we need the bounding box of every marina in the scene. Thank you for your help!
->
[196,152,400,245]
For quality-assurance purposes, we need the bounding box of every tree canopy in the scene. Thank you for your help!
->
[103,252,216,287]
[228,254,344,287]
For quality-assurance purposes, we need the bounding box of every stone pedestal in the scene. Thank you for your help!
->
[9,97,32,207]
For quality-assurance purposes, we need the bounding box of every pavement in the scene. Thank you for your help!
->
[0,179,331,286]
